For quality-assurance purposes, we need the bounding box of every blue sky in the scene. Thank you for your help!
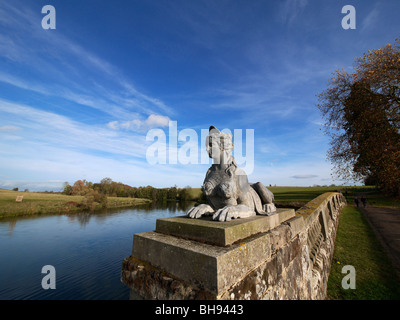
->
[0,0,399,191]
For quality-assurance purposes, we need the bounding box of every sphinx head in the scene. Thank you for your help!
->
[206,126,234,164]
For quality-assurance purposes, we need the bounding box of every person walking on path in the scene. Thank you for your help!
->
[361,196,367,208]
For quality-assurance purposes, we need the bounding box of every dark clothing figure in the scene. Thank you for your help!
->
[361,196,367,208]
[354,197,359,207]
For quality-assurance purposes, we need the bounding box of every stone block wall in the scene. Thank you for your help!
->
[297,192,347,299]
[217,192,346,300]
[121,192,347,300]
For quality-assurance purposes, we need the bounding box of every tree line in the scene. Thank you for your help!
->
[62,177,199,202]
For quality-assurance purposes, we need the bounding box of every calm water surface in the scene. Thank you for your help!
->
[0,201,194,300]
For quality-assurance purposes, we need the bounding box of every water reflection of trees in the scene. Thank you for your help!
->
[64,201,196,227]
[135,201,195,213]
[1,200,197,235]
[76,212,91,227]
[6,219,17,237]
[67,212,92,227]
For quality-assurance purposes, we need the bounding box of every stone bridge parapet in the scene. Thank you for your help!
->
[121,192,347,300]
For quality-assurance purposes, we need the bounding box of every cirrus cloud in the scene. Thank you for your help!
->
[0,125,21,131]
[107,114,171,132]
[291,174,318,179]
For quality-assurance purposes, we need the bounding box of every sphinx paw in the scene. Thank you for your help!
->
[187,204,214,219]
[213,206,239,222]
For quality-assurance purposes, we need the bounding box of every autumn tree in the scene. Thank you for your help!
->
[71,179,91,195]
[71,180,84,195]
[167,185,178,200]
[62,182,73,195]
[317,38,400,196]
[99,177,113,195]
[178,188,190,201]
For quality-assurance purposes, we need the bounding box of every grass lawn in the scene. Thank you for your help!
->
[186,187,203,200]
[0,189,151,219]
[327,206,400,299]
[189,185,377,203]
[269,185,375,203]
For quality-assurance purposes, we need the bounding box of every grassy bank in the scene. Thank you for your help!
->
[0,189,151,219]
[327,206,400,299]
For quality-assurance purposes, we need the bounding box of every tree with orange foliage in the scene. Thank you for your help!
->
[71,179,91,195]
[317,38,400,196]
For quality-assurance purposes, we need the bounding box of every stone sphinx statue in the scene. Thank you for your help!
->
[187,126,276,221]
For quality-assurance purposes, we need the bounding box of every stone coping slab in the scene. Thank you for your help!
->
[155,208,295,247]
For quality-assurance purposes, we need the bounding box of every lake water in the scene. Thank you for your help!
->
[0,201,194,300]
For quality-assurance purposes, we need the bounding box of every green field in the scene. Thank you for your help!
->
[191,185,395,208]
[188,185,389,207]
[0,189,151,219]
[185,187,203,200]
[271,185,366,199]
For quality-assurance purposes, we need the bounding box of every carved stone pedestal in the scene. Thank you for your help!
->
[121,208,297,300]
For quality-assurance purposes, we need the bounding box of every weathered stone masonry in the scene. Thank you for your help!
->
[121,192,346,300]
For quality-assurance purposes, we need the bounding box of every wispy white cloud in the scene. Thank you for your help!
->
[0,125,21,132]
[0,180,65,192]
[248,160,337,187]
[361,6,380,32]
[0,72,50,96]
[0,1,172,121]
[291,174,318,179]
[280,0,309,25]
[107,114,171,132]
[0,99,149,159]
[0,138,208,190]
